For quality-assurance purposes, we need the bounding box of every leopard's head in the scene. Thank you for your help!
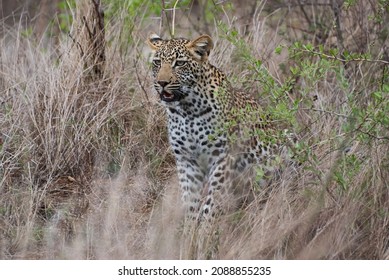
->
[147,34,214,105]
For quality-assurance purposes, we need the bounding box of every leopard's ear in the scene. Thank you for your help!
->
[186,35,213,61]
[147,33,163,50]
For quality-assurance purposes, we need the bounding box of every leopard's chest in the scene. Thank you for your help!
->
[167,110,226,172]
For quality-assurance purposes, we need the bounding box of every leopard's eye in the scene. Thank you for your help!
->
[153,59,161,67]
[174,60,187,67]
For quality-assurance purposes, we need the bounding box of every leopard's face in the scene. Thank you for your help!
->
[147,34,214,107]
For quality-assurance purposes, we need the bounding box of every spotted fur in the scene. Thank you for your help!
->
[147,34,292,220]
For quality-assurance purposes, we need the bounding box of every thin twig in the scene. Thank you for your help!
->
[331,0,344,56]
[381,65,387,91]
[161,0,172,37]
[300,48,389,65]
[300,107,349,118]
[68,32,84,57]
[134,57,150,104]
[297,0,312,27]
[172,0,180,38]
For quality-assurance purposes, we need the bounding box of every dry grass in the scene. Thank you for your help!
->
[0,1,388,260]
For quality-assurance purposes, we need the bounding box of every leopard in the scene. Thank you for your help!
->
[147,33,294,222]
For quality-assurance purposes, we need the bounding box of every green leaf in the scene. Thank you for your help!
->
[304,43,313,51]
[275,45,283,55]
[329,48,339,57]
[372,91,383,100]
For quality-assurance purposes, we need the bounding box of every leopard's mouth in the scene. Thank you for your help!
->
[160,90,175,102]
[160,89,184,103]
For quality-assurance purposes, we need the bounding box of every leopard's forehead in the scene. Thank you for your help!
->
[155,38,191,59]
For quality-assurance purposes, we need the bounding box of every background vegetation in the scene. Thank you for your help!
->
[0,0,388,259]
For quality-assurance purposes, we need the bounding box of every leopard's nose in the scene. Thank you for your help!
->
[157,80,169,88]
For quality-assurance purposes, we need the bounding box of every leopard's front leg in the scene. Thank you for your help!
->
[200,154,235,221]
[175,157,206,220]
